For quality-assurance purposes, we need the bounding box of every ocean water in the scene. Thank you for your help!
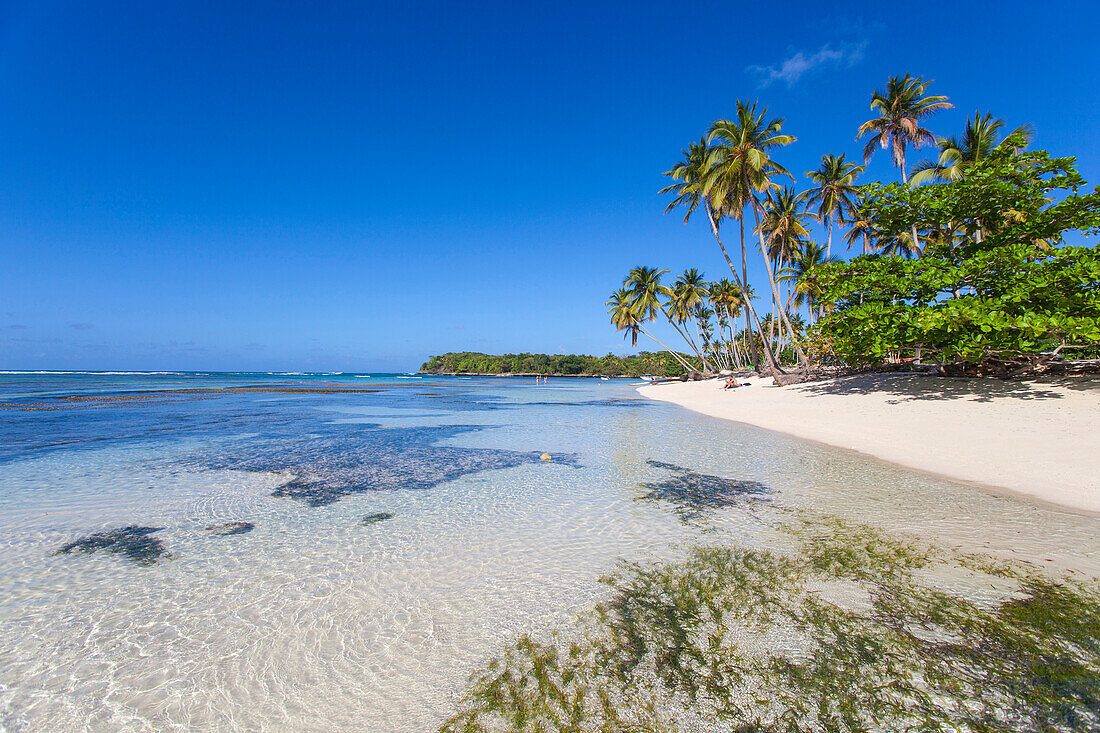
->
[1,372,1097,731]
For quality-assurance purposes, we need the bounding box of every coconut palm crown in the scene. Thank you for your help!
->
[758,186,810,264]
[804,153,865,259]
[857,74,953,182]
[660,138,710,224]
[909,111,1032,185]
[704,101,796,208]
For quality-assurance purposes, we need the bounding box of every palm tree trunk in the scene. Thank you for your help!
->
[900,150,922,255]
[705,202,784,378]
[690,316,712,372]
[739,215,758,371]
[826,214,834,261]
[750,199,811,373]
[639,325,695,373]
[727,316,742,370]
[725,317,738,370]
[660,308,705,369]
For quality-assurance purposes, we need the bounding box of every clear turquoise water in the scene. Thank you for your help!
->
[1,372,1098,731]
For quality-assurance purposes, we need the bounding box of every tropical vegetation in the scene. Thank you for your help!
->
[609,73,1100,381]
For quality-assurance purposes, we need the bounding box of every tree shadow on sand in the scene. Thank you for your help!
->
[794,372,1099,404]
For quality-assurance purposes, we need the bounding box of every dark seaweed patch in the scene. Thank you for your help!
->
[639,459,769,520]
[208,424,579,507]
[205,521,255,536]
[271,478,352,507]
[524,398,647,408]
[55,526,168,566]
[361,512,394,525]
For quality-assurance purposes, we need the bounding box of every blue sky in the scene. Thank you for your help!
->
[2,1,1098,371]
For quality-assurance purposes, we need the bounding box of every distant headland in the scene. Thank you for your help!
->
[418,351,688,378]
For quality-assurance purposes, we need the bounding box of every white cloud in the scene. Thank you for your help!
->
[746,41,867,88]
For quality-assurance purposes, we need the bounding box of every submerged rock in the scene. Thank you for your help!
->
[55,526,169,566]
[205,521,255,536]
[361,512,394,525]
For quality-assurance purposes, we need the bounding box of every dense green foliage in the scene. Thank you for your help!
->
[813,149,1100,373]
[443,511,1100,732]
[419,352,688,377]
[650,74,1100,377]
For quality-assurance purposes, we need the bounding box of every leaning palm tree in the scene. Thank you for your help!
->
[606,288,695,372]
[804,153,865,260]
[779,239,835,324]
[707,102,811,375]
[625,266,706,369]
[909,112,1032,185]
[663,133,758,371]
[858,74,952,253]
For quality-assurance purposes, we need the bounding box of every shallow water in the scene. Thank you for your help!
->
[0,373,1097,731]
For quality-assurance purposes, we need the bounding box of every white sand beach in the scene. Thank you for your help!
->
[640,373,1100,515]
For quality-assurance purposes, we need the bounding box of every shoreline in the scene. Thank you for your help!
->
[417,371,639,378]
[639,372,1100,516]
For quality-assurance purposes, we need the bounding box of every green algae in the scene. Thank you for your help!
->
[442,513,1100,732]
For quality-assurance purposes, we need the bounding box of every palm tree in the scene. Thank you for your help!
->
[702,103,793,372]
[858,74,952,183]
[708,278,744,370]
[759,187,809,263]
[909,112,1032,249]
[842,214,875,255]
[804,153,865,260]
[694,305,715,360]
[707,102,811,375]
[660,138,710,223]
[858,74,952,253]
[624,266,670,321]
[757,187,810,349]
[625,266,706,370]
[877,230,921,258]
[606,287,695,372]
[779,239,835,324]
[909,112,1032,185]
[606,288,642,346]
[661,128,782,377]
[671,269,712,370]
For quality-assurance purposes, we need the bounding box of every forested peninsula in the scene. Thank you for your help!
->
[418,352,688,377]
